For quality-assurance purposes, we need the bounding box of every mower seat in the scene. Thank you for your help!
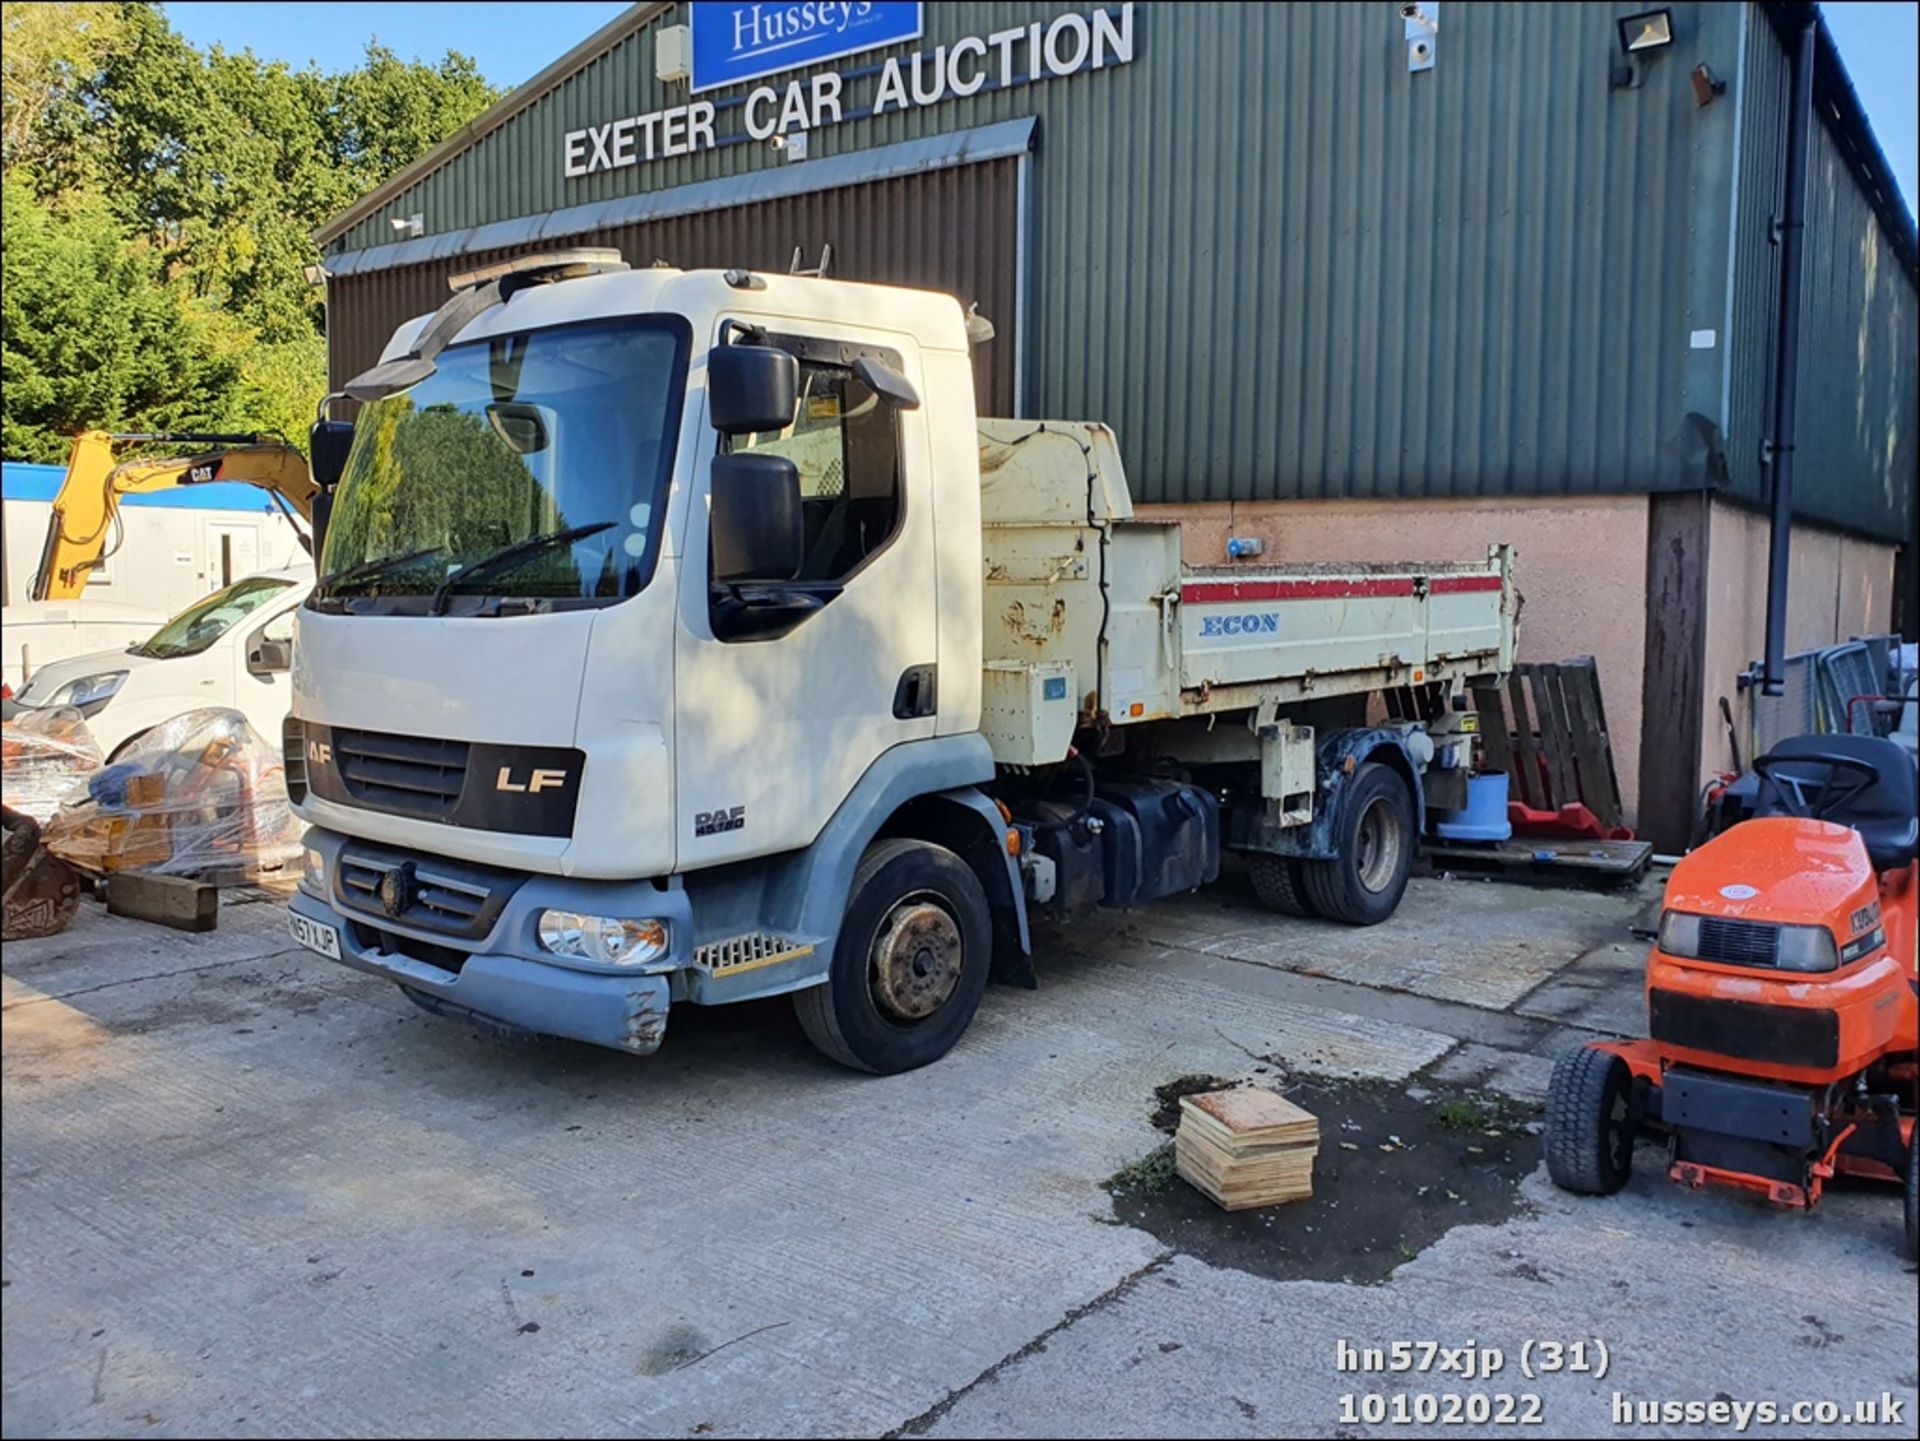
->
[1755,733,1919,872]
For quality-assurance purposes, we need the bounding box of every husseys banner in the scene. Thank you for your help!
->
[563,3,1135,179]
[690,2,924,93]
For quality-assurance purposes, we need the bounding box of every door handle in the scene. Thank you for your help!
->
[893,664,937,720]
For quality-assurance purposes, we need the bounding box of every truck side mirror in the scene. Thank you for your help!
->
[710,453,803,584]
[248,635,294,676]
[309,419,355,490]
[708,344,797,435]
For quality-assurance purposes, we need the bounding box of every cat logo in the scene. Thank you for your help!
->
[496,766,569,794]
[307,740,332,767]
[187,462,218,484]
[695,805,746,837]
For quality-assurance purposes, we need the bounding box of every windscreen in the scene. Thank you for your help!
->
[133,576,296,659]
[315,316,690,614]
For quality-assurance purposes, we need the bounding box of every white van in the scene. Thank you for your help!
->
[9,568,312,758]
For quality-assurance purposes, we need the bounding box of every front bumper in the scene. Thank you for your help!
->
[287,829,693,1055]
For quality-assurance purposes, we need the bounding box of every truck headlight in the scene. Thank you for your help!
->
[300,845,327,897]
[46,671,127,711]
[536,910,669,967]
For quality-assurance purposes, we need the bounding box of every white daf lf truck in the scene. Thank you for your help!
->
[284,252,1517,1073]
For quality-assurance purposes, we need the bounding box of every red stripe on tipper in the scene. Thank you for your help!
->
[1180,577,1418,605]
[1428,574,1504,594]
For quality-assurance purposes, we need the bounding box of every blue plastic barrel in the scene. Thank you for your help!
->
[1434,772,1512,842]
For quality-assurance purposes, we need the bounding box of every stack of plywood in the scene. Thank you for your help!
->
[1175,1088,1319,1210]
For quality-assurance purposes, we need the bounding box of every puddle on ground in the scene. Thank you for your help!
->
[1107,1069,1540,1285]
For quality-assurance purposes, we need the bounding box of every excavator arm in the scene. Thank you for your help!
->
[31,430,318,602]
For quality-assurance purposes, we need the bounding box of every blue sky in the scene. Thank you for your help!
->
[162,1,1917,220]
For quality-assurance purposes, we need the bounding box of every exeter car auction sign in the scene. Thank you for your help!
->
[690,2,924,93]
[562,2,1135,180]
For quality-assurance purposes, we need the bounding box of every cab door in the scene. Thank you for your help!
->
[673,326,939,869]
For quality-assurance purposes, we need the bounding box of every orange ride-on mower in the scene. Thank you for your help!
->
[1546,733,1918,1259]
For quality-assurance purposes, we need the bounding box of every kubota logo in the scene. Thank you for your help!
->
[496,766,569,794]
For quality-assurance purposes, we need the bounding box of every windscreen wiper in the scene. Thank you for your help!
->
[315,546,447,598]
[428,522,614,615]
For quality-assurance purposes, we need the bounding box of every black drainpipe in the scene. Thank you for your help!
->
[1760,17,1816,696]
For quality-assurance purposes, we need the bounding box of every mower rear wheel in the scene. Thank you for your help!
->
[1904,1123,1917,1263]
[1546,1047,1636,1196]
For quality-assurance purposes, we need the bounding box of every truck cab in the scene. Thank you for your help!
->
[285,255,1516,1073]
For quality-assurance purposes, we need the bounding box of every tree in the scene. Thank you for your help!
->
[2,4,500,458]
[0,1,127,185]
[1,172,247,461]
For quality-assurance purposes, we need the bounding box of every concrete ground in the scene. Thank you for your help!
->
[3,870,1914,1438]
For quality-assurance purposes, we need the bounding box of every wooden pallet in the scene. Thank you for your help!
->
[1470,657,1627,831]
[1423,835,1654,884]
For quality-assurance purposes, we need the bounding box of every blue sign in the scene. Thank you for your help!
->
[689,2,923,93]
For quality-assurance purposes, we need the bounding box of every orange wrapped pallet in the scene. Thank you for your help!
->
[42,708,302,885]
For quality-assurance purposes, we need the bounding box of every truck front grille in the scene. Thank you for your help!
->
[331,727,469,821]
[333,843,522,941]
[695,932,814,974]
[1695,917,1780,967]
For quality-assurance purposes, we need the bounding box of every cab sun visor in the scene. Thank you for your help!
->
[341,248,630,404]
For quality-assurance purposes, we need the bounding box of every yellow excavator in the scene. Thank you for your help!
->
[30,429,320,601]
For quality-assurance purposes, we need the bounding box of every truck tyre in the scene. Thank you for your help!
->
[1545,1047,1635,1196]
[1300,762,1413,925]
[1248,854,1317,918]
[794,838,992,1075]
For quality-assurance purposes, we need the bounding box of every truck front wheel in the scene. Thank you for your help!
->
[1301,762,1414,925]
[794,838,992,1075]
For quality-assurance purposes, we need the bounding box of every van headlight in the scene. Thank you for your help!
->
[45,671,127,711]
[536,911,669,967]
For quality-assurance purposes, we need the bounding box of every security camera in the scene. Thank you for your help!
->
[768,134,788,151]
[1400,3,1424,20]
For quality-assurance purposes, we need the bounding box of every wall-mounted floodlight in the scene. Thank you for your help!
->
[1617,9,1674,55]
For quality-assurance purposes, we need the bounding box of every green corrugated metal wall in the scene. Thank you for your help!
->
[323,1,1916,539]
[1730,12,1918,541]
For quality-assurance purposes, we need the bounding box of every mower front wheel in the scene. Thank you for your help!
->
[1546,1047,1636,1196]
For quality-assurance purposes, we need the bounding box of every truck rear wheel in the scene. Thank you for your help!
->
[1248,854,1317,918]
[1545,1047,1636,1196]
[1301,762,1413,925]
[794,838,992,1075]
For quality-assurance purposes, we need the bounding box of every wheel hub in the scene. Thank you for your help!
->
[869,898,962,1022]
[1355,796,1404,893]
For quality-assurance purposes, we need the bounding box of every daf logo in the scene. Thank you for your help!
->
[496,766,569,794]
[307,740,332,766]
[377,862,416,918]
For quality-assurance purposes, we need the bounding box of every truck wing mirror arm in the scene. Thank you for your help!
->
[853,356,920,410]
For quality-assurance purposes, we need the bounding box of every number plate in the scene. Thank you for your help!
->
[288,910,342,960]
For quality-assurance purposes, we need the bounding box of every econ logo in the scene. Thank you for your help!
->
[690,2,923,93]
[1198,612,1282,639]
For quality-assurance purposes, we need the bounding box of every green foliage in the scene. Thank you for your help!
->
[1105,1143,1179,1197]
[1433,1100,1491,1134]
[1,173,247,460]
[0,2,500,458]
